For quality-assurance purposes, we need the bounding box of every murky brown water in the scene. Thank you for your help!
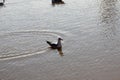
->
[0,0,120,80]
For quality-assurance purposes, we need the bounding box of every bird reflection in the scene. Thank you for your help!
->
[48,46,64,56]
[57,48,64,56]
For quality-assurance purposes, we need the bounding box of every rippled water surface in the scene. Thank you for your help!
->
[0,0,120,80]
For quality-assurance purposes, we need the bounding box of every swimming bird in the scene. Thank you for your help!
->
[0,0,5,6]
[46,38,63,49]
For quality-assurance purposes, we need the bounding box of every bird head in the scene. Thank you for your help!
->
[58,38,63,41]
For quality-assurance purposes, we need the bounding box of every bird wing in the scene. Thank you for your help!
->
[46,41,52,46]
[46,41,57,49]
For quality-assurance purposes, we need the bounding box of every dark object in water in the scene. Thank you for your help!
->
[46,38,63,49]
[0,0,5,6]
[52,0,64,4]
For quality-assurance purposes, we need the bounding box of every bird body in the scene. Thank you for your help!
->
[52,0,64,5]
[46,38,63,49]
[0,3,4,5]
[52,0,62,3]
[0,0,5,6]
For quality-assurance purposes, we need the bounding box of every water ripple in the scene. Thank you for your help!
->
[0,30,69,60]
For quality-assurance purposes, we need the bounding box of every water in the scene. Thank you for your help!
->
[0,0,120,80]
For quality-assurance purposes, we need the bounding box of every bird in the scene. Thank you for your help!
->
[52,0,60,3]
[0,0,5,6]
[52,0,64,4]
[46,38,63,49]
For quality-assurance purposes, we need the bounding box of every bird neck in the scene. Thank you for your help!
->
[3,0,5,3]
[57,39,61,47]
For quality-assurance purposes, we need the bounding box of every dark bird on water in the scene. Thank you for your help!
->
[0,0,5,6]
[52,0,64,3]
[51,0,64,6]
[46,38,63,49]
